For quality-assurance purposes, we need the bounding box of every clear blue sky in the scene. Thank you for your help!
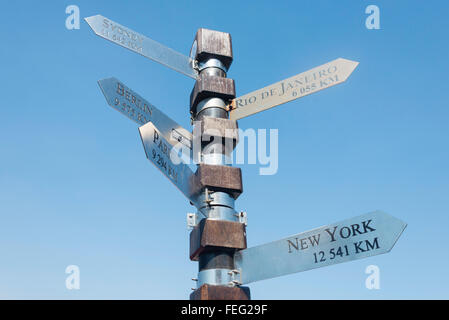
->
[0,1,448,299]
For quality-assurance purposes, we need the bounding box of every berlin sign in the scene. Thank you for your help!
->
[98,77,192,156]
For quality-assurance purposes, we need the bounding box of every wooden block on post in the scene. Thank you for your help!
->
[190,164,243,199]
[190,73,235,111]
[190,219,247,261]
[194,117,239,152]
[194,28,233,69]
[190,284,251,300]
[199,117,239,141]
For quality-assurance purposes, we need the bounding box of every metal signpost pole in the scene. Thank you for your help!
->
[86,14,406,301]
[188,29,250,300]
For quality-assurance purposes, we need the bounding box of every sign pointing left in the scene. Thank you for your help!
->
[98,77,193,156]
[139,122,200,209]
[85,15,198,79]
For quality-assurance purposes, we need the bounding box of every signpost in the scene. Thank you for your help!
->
[229,58,359,121]
[98,77,193,157]
[234,211,406,284]
[139,122,199,208]
[85,15,198,79]
[86,14,406,300]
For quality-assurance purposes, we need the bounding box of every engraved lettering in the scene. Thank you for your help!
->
[324,226,338,242]
[287,238,299,253]
[362,220,376,233]
[116,82,124,95]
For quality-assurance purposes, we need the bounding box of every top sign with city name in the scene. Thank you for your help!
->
[85,15,198,79]
[229,58,359,121]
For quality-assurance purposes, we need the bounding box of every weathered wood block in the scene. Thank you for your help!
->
[190,74,235,111]
[194,28,233,69]
[195,117,239,150]
[190,284,251,300]
[190,219,247,261]
[191,164,243,199]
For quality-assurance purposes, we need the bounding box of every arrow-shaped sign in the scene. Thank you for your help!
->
[229,58,359,121]
[234,211,406,285]
[98,77,193,160]
[85,15,198,79]
[139,122,200,209]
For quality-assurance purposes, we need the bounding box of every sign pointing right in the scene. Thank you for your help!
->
[229,58,359,121]
[234,211,406,285]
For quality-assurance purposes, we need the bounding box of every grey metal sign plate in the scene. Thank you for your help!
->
[229,58,359,121]
[98,77,192,158]
[139,122,199,208]
[234,211,406,284]
[85,15,198,79]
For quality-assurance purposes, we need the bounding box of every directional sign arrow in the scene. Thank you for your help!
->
[139,122,201,209]
[85,15,198,79]
[234,211,406,285]
[98,77,193,157]
[229,58,359,121]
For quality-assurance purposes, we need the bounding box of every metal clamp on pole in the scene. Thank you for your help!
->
[198,58,228,74]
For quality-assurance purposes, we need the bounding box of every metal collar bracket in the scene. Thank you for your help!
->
[198,58,228,73]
